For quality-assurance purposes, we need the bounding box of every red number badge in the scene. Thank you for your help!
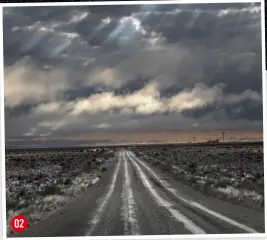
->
[11,215,28,232]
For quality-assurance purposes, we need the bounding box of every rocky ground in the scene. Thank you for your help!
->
[133,143,264,209]
[5,148,114,236]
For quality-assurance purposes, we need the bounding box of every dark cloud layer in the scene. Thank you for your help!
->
[3,2,263,146]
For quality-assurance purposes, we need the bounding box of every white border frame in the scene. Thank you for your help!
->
[261,0,267,235]
[0,4,6,240]
[0,0,264,7]
[0,1,266,240]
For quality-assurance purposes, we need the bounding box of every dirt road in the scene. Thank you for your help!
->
[14,150,264,237]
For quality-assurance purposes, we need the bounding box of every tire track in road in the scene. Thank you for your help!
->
[121,151,139,235]
[126,150,205,234]
[85,152,122,235]
[127,150,258,233]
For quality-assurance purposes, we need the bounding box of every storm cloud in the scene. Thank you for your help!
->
[3,2,263,146]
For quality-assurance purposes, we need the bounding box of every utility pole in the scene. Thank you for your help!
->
[222,132,225,142]
[193,137,196,144]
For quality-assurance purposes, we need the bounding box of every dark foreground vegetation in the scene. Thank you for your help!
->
[132,143,264,209]
[5,148,114,236]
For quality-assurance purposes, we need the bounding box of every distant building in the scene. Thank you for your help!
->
[206,138,220,144]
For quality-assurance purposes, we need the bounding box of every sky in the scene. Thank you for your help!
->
[3,2,264,147]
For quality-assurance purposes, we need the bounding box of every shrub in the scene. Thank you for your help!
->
[152,161,160,166]
[187,162,197,173]
[188,176,197,185]
[214,180,230,188]
[39,184,62,196]
[63,177,71,185]
[161,164,172,172]
[6,199,19,210]
[101,167,107,172]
